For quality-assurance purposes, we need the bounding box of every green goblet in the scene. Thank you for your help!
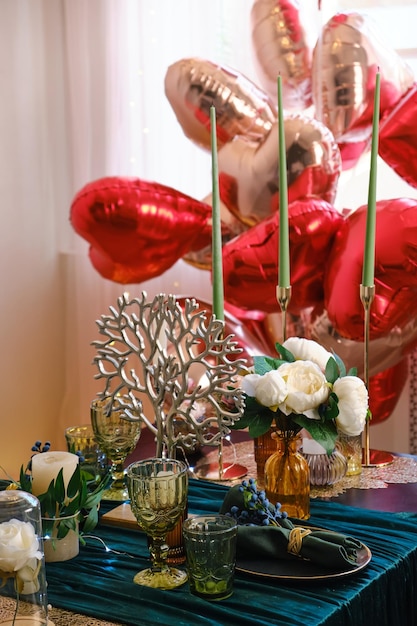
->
[90,397,142,501]
[127,458,188,589]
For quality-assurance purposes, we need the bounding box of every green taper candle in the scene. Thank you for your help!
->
[277,75,290,289]
[210,105,224,321]
[362,71,381,287]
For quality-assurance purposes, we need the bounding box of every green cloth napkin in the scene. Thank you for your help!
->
[220,485,362,570]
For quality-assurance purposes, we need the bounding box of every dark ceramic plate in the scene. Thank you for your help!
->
[236,534,371,581]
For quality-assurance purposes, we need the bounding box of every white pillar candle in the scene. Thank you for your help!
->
[31,451,79,496]
[149,470,175,507]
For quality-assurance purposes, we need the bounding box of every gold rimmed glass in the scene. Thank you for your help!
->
[90,397,142,501]
[127,458,188,589]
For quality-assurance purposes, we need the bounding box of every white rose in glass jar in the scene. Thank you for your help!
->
[278,360,329,418]
[282,337,333,372]
[0,519,41,573]
[334,376,368,436]
[242,370,287,409]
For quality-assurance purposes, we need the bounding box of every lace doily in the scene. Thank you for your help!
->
[0,597,125,626]
[198,440,417,499]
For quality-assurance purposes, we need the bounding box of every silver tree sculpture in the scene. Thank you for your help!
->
[92,292,247,458]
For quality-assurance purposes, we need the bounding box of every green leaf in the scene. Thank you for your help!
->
[81,505,99,533]
[318,392,339,421]
[331,351,346,378]
[230,396,261,429]
[253,356,272,375]
[292,415,338,455]
[19,466,32,493]
[247,413,274,438]
[274,342,296,363]
[53,469,66,505]
[63,494,82,516]
[325,356,339,384]
[67,464,81,500]
[39,482,58,518]
[56,517,76,540]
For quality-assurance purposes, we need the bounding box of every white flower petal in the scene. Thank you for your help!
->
[278,360,329,415]
[334,376,368,436]
[241,373,262,397]
[253,370,287,408]
[0,519,40,573]
[282,337,333,372]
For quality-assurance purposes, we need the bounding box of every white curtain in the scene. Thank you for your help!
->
[2,0,416,477]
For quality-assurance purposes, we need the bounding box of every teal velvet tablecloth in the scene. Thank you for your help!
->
[44,479,417,626]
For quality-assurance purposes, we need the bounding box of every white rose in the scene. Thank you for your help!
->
[334,376,368,436]
[0,519,41,573]
[241,373,262,398]
[243,370,287,409]
[282,337,333,372]
[278,360,329,418]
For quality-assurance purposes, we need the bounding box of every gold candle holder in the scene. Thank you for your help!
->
[276,286,292,342]
[360,284,393,467]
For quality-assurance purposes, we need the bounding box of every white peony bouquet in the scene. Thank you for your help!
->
[231,337,369,454]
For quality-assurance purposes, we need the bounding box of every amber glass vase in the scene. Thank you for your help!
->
[264,423,310,520]
[254,428,276,486]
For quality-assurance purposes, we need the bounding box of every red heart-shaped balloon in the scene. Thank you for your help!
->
[324,197,417,340]
[70,177,212,284]
[222,198,343,314]
[368,358,408,425]
[379,84,417,189]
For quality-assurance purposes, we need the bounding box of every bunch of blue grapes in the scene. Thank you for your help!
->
[227,478,289,527]
[31,440,51,454]
[26,440,52,471]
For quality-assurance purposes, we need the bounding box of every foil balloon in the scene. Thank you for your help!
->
[218,113,341,226]
[70,177,212,284]
[337,139,368,171]
[324,198,417,341]
[222,198,343,314]
[183,193,248,271]
[251,0,312,111]
[164,58,276,150]
[312,12,414,145]
[255,309,313,354]
[175,297,268,364]
[368,358,408,425]
[379,84,417,189]
[310,310,417,379]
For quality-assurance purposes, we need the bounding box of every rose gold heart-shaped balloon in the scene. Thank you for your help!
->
[312,12,414,144]
[164,58,276,150]
[70,177,212,284]
[324,197,417,341]
[222,198,343,314]
[251,0,312,111]
[218,114,341,227]
[310,309,417,378]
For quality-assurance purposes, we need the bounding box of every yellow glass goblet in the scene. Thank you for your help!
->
[90,397,142,501]
[127,458,188,590]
